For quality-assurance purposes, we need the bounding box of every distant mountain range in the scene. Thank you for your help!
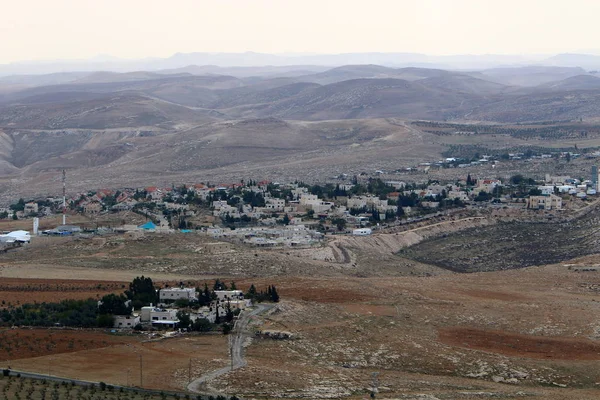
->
[3,51,600,77]
[1,64,599,123]
[2,61,600,197]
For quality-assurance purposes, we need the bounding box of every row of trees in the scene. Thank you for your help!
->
[246,284,280,303]
[0,299,100,327]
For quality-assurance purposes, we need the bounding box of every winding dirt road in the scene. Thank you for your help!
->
[187,303,273,394]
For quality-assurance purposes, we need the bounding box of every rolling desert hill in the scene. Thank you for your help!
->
[4,65,600,123]
[0,117,445,197]
[71,70,192,84]
[295,64,402,84]
[222,78,479,120]
[3,63,600,197]
[539,74,600,91]
[156,64,330,78]
[0,93,218,130]
[475,65,589,87]
[0,74,245,105]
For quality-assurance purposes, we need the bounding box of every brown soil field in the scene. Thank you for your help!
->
[0,328,137,361]
[9,334,229,391]
[439,327,600,360]
[0,278,125,307]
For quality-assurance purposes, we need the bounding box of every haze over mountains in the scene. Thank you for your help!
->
[2,52,600,198]
[3,51,600,77]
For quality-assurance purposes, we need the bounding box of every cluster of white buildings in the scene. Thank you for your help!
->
[112,287,251,330]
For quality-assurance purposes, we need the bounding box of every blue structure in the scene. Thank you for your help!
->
[139,221,157,230]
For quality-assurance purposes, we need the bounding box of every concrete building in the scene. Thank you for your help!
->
[113,315,140,329]
[159,287,197,303]
[347,197,367,209]
[265,198,286,211]
[526,194,562,210]
[83,201,102,214]
[140,306,178,322]
[214,290,244,301]
[24,202,39,216]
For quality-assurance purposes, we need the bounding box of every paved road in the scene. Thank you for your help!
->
[187,303,273,394]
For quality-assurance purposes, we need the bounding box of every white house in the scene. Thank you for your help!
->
[159,287,197,303]
[352,228,372,236]
[140,307,178,322]
[265,198,286,211]
[214,290,244,301]
[113,315,140,329]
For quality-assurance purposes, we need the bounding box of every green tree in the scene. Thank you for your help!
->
[270,286,280,303]
[125,276,157,308]
[192,318,212,332]
[510,174,525,185]
[331,218,346,231]
[98,294,131,315]
[396,203,405,217]
[213,279,227,291]
[176,311,191,330]
[225,302,234,323]
[96,314,115,328]
[9,198,25,212]
[246,284,257,301]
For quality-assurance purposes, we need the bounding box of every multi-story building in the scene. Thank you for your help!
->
[158,287,197,303]
[526,194,562,210]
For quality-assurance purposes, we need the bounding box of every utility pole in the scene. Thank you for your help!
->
[229,335,234,371]
[188,358,192,384]
[139,354,143,387]
[370,372,379,398]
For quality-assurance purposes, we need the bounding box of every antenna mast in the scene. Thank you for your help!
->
[370,372,379,398]
[62,169,66,226]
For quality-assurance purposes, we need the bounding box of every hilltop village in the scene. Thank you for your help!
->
[2,166,599,248]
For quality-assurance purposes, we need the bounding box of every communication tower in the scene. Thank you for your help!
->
[62,170,66,225]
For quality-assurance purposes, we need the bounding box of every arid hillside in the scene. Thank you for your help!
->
[2,65,600,197]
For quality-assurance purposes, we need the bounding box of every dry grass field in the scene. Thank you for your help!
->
[211,266,600,399]
[9,334,229,391]
[2,262,600,398]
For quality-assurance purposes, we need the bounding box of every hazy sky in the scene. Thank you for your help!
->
[2,0,600,63]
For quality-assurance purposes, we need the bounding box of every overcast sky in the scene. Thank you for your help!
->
[2,0,599,64]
